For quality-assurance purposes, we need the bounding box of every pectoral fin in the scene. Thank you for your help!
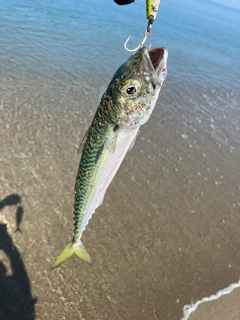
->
[128,130,140,151]
[105,130,118,153]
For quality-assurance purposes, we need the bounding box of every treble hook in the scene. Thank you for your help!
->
[124,22,152,52]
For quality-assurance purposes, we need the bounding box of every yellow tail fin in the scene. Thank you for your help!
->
[52,241,91,269]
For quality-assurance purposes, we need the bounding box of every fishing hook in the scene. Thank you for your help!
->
[124,0,161,52]
[124,23,152,52]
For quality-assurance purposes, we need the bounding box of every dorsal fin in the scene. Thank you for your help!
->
[77,130,88,154]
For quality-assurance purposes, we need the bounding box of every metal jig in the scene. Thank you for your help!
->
[124,0,160,52]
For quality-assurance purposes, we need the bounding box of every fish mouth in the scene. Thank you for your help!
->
[147,47,168,78]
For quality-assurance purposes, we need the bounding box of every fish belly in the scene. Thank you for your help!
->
[78,126,139,238]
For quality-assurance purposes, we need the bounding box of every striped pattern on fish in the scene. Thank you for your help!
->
[53,46,168,268]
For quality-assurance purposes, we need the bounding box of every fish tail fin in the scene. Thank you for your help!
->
[74,241,92,264]
[14,227,22,233]
[52,241,91,269]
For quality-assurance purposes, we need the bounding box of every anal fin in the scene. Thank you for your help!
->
[96,193,105,209]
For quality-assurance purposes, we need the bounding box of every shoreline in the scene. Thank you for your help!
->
[0,76,240,319]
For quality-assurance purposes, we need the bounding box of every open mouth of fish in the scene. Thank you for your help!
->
[147,47,168,78]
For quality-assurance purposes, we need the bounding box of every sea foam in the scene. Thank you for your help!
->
[181,280,240,320]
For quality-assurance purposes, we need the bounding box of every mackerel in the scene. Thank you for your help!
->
[53,46,168,268]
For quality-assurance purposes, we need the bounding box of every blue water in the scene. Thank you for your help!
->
[0,0,239,87]
[0,0,239,146]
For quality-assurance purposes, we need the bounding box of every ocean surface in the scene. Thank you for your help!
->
[0,1,240,320]
[1,0,239,146]
[1,0,239,132]
[0,0,240,85]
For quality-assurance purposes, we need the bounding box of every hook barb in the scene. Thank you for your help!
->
[124,36,142,52]
[124,30,151,53]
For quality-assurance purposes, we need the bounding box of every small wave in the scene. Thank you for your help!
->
[181,280,240,320]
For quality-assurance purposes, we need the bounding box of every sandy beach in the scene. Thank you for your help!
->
[0,75,240,320]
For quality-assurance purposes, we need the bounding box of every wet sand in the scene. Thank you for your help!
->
[0,78,240,320]
[183,284,240,320]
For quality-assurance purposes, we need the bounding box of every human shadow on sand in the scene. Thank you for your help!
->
[0,194,37,320]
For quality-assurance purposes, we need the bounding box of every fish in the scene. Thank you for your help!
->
[14,206,24,233]
[52,46,168,268]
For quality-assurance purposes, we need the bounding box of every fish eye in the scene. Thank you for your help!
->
[125,83,139,95]
[126,86,137,94]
